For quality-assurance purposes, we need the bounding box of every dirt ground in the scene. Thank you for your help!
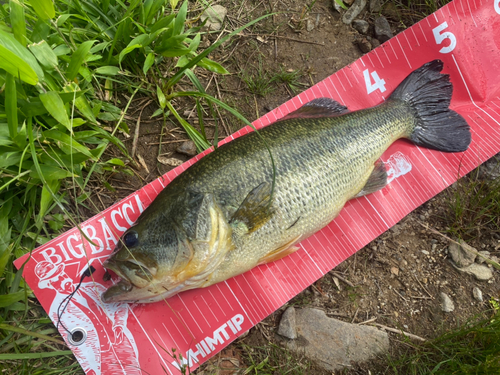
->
[89,0,500,373]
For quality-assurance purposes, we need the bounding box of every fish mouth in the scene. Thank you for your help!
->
[101,258,189,303]
[101,276,191,303]
[101,278,134,303]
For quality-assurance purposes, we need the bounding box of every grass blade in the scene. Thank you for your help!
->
[10,0,27,47]
[0,291,26,308]
[173,0,187,36]
[28,40,58,70]
[66,40,95,81]
[5,73,18,139]
[40,92,71,131]
[28,0,55,20]
[0,324,65,345]
[0,351,74,360]
[165,101,210,151]
[166,13,272,90]
[0,29,43,85]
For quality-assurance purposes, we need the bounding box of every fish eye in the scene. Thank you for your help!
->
[123,231,139,248]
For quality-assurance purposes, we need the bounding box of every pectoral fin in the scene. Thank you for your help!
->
[258,235,302,265]
[354,160,388,198]
[230,182,274,234]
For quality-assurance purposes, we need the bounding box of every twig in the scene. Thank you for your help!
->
[331,271,355,288]
[240,33,325,46]
[409,295,433,300]
[393,288,409,302]
[311,283,325,297]
[371,323,426,342]
[358,317,377,325]
[253,95,259,119]
[418,221,500,270]
[131,100,151,159]
[214,77,231,137]
[351,307,359,323]
[410,272,433,299]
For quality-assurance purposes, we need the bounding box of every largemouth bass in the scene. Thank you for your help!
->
[102,60,470,303]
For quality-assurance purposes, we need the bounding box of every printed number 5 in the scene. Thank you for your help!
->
[495,0,500,14]
[432,22,456,54]
[363,69,386,95]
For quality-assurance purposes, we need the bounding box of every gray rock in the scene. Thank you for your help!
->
[356,38,371,53]
[352,19,369,34]
[453,262,493,281]
[201,5,227,31]
[369,0,381,12]
[374,16,393,43]
[342,0,367,25]
[370,38,380,48]
[449,241,477,268]
[176,140,197,156]
[477,251,491,264]
[479,152,500,179]
[473,287,483,302]
[333,0,344,13]
[278,307,297,339]
[306,19,315,32]
[440,292,455,312]
[285,308,389,371]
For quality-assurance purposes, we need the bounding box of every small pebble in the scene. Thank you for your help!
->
[476,251,490,264]
[472,287,483,302]
[176,140,197,156]
[440,292,455,312]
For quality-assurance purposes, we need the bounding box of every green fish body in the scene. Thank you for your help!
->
[102,60,470,303]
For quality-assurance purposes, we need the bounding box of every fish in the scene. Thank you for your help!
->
[101,60,471,303]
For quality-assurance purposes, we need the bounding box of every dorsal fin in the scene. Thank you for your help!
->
[280,98,349,121]
[354,160,388,198]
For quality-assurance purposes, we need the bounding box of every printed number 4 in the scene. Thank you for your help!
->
[363,69,386,95]
[432,22,456,54]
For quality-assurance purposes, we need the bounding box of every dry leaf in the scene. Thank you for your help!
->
[333,276,341,290]
[157,156,183,167]
[390,266,399,276]
[137,154,149,173]
[256,36,267,43]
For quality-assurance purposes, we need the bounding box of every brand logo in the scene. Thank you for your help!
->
[172,314,245,369]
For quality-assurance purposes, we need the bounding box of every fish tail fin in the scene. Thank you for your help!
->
[389,59,471,153]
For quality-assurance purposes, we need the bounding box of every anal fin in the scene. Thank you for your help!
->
[355,160,388,198]
[258,235,301,265]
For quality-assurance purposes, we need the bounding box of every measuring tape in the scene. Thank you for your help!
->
[15,0,500,373]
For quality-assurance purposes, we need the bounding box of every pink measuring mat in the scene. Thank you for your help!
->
[15,1,500,373]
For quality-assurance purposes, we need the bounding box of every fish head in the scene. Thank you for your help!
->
[102,191,233,303]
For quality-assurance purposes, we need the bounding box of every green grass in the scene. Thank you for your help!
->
[274,67,307,95]
[241,58,276,97]
[0,0,269,372]
[445,168,500,241]
[240,343,312,375]
[386,308,500,375]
